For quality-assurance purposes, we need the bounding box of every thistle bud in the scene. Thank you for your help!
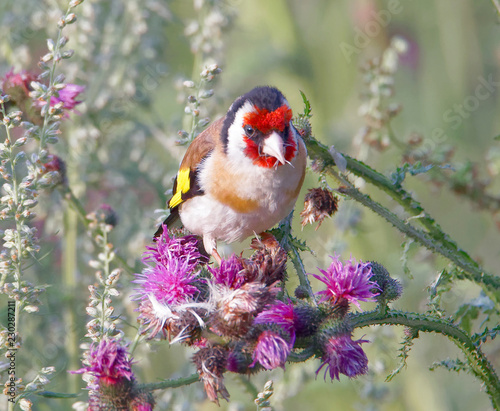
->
[368,261,403,303]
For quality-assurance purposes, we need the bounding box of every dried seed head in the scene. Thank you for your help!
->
[192,345,229,405]
[210,281,275,338]
[300,188,338,229]
[243,234,287,285]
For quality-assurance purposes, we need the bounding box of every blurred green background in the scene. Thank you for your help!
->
[1,0,500,410]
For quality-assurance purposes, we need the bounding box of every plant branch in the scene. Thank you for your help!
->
[137,373,199,392]
[350,308,500,409]
[304,135,500,300]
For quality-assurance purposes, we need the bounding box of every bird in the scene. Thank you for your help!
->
[155,86,307,264]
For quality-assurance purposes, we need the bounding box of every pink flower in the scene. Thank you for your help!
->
[143,225,207,271]
[135,228,206,306]
[251,330,291,370]
[134,256,201,306]
[311,255,379,309]
[71,339,134,389]
[51,83,84,110]
[254,300,296,344]
[1,69,36,97]
[208,254,246,288]
[317,334,369,381]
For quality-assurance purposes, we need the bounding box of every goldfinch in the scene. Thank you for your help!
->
[155,86,307,263]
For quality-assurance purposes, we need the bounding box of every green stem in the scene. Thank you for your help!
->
[350,308,500,409]
[100,228,110,337]
[278,212,316,302]
[287,346,315,363]
[303,136,500,298]
[137,373,199,392]
[238,376,259,399]
[63,206,79,394]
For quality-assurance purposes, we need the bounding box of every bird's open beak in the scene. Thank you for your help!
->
[262,131,286,165]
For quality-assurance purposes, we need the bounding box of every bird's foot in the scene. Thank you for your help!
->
[211,248,223,266]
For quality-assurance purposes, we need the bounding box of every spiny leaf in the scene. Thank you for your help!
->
[427,268,453,318]
[400,238,414,279]
[429,358,470,374]
[455,293,495,334]
[386,328,417,382]
[390,162,436,187]
[472,325,500,346]
[299,90,312,118]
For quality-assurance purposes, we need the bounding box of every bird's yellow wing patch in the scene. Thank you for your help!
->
[169,168,191,208]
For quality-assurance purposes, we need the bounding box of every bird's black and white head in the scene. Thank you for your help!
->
[221,86,299,169]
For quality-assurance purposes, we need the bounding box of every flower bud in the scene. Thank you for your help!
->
[368,261,403,303]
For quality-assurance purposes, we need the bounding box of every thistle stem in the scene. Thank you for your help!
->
[350,308,500,409]
[303,136,500,300]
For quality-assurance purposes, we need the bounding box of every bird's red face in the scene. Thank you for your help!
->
[222,86,300,169]
[242,104,297,168]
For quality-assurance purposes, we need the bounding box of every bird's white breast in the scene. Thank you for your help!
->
[179,137,306,246]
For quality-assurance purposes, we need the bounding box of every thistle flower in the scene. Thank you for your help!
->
[250,329,291,370]
[208,253,246,288]
[254,300,296,344]
[144,226,207,270]
[316,333,369,381]
[300,187,338,229]
[135,257,201,306]
[135,230,209,341]
[71,339,134,389]
[311,255,379,309]
[192,345,229,405]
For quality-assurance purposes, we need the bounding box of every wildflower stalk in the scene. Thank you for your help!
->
[350,308,500,410]
[1,101,24,411]
[61,184,136,275]
[303,135,500,301]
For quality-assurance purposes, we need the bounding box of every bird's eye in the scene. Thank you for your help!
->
[244,125,255,137]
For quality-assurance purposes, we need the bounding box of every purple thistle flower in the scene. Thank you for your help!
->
[208,253,246,288]
[250,330,291,370]
[134,256,201,306]
[316,334,369,381]
[254,300,296,344]
[144,226,207,270]
[311,255,379,309]
[71,339,134,389]
[51,83,84,110]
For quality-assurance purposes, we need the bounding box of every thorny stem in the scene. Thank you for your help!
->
[278,212,316,303]
[351,307,500,410]
[137,373,199,392]
[304,136,500,301]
